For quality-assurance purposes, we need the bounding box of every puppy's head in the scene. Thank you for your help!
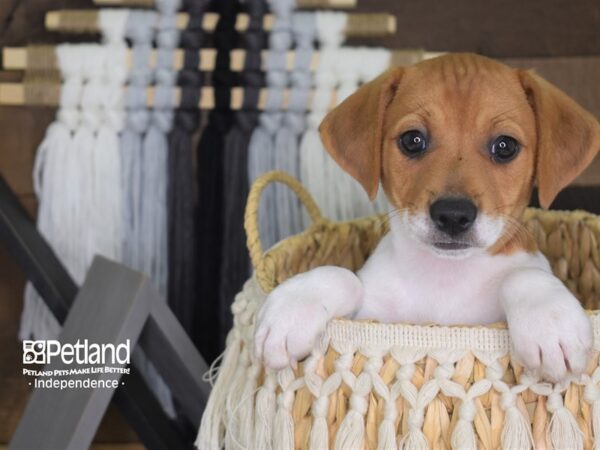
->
[319,53,600,258]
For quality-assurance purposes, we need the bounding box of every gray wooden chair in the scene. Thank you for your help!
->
[0,175,211,450]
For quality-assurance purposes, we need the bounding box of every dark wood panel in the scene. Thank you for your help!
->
[352,0,600,58]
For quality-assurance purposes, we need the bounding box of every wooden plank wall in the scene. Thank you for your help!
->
[0,0,599,446]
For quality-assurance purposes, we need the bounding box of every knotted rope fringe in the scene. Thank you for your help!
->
[20,11,129,341]
[198,277,600,450]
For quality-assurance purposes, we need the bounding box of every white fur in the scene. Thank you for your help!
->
[255,213,592,382]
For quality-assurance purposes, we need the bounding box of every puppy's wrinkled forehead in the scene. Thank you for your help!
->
[385,55,534,134]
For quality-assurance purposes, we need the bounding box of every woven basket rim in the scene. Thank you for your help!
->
[247,275,600,354]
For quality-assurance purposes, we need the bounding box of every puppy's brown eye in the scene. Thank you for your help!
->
[490,135,520,163]
[398,130,427,157]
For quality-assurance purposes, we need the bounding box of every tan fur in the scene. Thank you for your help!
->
[319,53,600,255]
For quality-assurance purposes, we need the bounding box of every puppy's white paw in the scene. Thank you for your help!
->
[506,287,592,383]
[254,280,330,370]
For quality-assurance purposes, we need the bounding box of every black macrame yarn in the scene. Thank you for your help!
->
[194,0,239,361]
[218,0,266,351]
[167,0,209,335]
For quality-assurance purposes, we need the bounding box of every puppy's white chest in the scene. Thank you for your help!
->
[354,233,546,325]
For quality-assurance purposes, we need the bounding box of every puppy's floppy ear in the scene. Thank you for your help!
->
[519,70,600,208]
[319,68,404,199]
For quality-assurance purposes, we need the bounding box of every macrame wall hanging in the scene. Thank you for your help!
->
[195,0,239,360]
[219,0,266,349]
[20,10,129,341]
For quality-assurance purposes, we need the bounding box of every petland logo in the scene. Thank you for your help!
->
[23,340,131,365]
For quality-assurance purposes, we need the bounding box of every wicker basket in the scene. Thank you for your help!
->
[197,171,600,450]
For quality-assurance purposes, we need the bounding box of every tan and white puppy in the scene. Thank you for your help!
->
[254,53,600,382]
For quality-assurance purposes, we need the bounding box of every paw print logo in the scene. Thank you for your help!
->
[23,340,46,364]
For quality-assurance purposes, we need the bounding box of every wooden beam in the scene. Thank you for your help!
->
[3,46,441,72]
[45,10,396,36]
[0,82,339,110]
[93,0,357,8]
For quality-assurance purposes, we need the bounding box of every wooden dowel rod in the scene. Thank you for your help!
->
[3,47,442,72]
[45,10,396,36]
[0,82,342,111]
[93,0,357,9]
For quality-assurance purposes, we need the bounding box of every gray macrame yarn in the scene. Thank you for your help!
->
[122,10,156,272]
[122,3,180,419]
[273,12,315,235]
[247,0,296,250]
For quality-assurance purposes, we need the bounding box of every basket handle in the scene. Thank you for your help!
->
[245,171,323,271]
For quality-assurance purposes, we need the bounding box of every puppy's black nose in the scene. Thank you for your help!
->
[429,197,477,236]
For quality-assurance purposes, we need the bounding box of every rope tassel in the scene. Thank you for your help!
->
[501,405,533,450]
[377,418,398,450]
[547,392,584,450]
[334,373,371,450]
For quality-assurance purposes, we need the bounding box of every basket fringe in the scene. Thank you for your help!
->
[273,406,295,450]
[334,410,366,450]
[196,330,242,449]
[229,364,259,449]
[451,418,477,450]
[592,399,600,448]
[310,416,330,450]
[501,406,533,450]
[398,429,429,450]
[377,419,398,450]
[547,392,584,450]
[254,371,277,450]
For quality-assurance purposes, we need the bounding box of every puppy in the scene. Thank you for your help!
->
[254,53,600,382]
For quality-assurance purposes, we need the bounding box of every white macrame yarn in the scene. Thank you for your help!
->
[299,12,346,222]
[299,15,394,222]
[20,9,129,340]
[198,278,600,450]
[20,44,86,341]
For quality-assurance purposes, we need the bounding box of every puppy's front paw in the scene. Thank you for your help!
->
[254,281,329,370]
[507,290,592,383]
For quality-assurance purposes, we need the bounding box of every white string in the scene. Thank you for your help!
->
[299,12,347,223]
[19,10,129,341]
[20,45,84,341]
